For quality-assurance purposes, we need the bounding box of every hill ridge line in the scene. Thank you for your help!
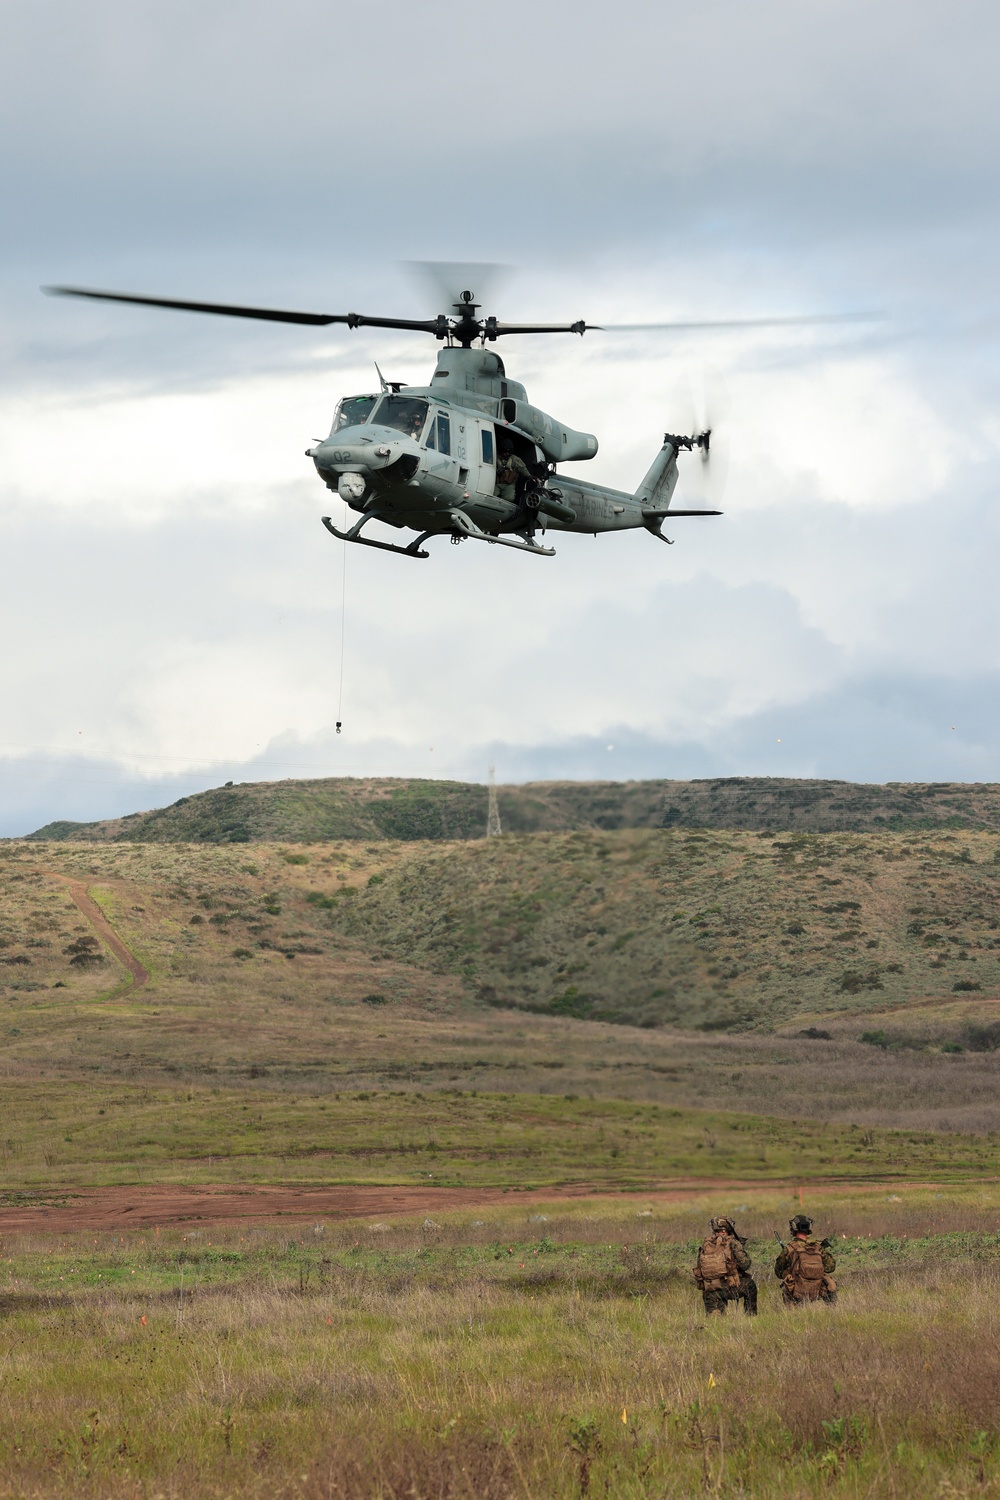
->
[20,774,1000,845]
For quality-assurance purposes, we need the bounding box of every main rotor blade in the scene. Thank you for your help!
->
[492,321,589,336]
[44,286,879,340]
[600,313,883,332]
[43,286,442,333]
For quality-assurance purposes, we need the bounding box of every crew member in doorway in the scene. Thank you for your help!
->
[495,442,530,502]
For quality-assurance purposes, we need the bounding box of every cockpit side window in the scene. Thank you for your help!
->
[333,395,378,432]
[436,412,451,455]
[372,395,430,440]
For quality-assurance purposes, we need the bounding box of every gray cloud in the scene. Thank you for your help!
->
[7,663,998,838]
[2,0,1000,832]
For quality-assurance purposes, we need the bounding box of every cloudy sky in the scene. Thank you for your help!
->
[2,0,1000,835]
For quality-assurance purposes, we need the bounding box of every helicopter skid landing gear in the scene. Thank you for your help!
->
[321,514,430,559]
[447,509,555,557]
[321,510,555,559]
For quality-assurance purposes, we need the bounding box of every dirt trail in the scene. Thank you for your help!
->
[0,1178,967,1234]
[45,873,149,991]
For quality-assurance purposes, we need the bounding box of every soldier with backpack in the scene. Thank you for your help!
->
[693,1216,758,1315]
[774,1215,838,1306]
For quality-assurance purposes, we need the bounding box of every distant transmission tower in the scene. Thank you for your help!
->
[486,764,502,838]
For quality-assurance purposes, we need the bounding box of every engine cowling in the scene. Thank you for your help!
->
[498,398,598,462]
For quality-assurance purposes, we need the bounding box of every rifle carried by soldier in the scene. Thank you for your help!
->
[774,1229,833,1249]
[693,1216,757,1317]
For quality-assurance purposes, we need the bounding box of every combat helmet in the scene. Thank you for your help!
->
[710,1216,736,1234]
[789,1214,814,1235]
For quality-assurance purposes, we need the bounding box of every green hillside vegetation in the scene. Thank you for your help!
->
[325,826,1000,1030]
[26,774,1000,844]
[10,828,1000,1037]
[4,833,1000,1132]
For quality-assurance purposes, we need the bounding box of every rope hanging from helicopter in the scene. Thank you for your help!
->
[335,503,347,734]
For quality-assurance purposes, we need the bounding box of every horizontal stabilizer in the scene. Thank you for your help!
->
[642,507,722,518]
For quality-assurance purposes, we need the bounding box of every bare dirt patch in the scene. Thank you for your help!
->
[0,1177,970,1234]
[44,872,149,989]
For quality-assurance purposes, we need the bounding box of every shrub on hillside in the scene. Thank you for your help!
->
[840,967,883,993]
[62,936,104,967]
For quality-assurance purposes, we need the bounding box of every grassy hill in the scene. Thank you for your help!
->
[4,829,1000,1132]
[327,826,1000,1031]
[25,775,1000,844]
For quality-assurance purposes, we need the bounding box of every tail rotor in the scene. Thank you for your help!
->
[672,369,730,508]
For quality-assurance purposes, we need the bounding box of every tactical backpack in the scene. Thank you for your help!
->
[783,1238,826,1301]
[695,1233,739,1290]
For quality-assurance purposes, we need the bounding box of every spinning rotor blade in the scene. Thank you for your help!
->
[671,378,698,449]
[601,313,882,333]
[43,282,591,346]
[45,283,880,349]
[404,260,512,315]
[43,286,443,333]
[403,265,589,335]
[674,369,731,508]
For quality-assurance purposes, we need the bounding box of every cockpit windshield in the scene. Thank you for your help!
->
[332,395,378,432]
[371,395,429,441]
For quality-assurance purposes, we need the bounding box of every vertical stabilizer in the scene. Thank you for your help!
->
[633,439,680,511]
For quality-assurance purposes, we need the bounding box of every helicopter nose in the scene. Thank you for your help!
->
[310,437,404,474]
[310,439,363,469]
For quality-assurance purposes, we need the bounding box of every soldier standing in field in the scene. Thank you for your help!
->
[693,1216,758,1315]
[774,1214,838,1306]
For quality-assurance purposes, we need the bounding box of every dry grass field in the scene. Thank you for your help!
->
[2,1190,1000,1498]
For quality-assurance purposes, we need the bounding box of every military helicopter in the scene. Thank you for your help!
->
[45,272,855,560]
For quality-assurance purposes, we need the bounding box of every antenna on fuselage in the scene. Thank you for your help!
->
[374,361,407,394]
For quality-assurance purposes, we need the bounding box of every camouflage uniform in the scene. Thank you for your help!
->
[774,1216,837,1306]
[495,450,530,502]
[694,1217,758,1316]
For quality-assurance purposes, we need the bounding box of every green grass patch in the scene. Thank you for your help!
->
[1,1083,997,1189]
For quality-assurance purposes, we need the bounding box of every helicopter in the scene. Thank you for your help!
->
[45,272,856,560]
